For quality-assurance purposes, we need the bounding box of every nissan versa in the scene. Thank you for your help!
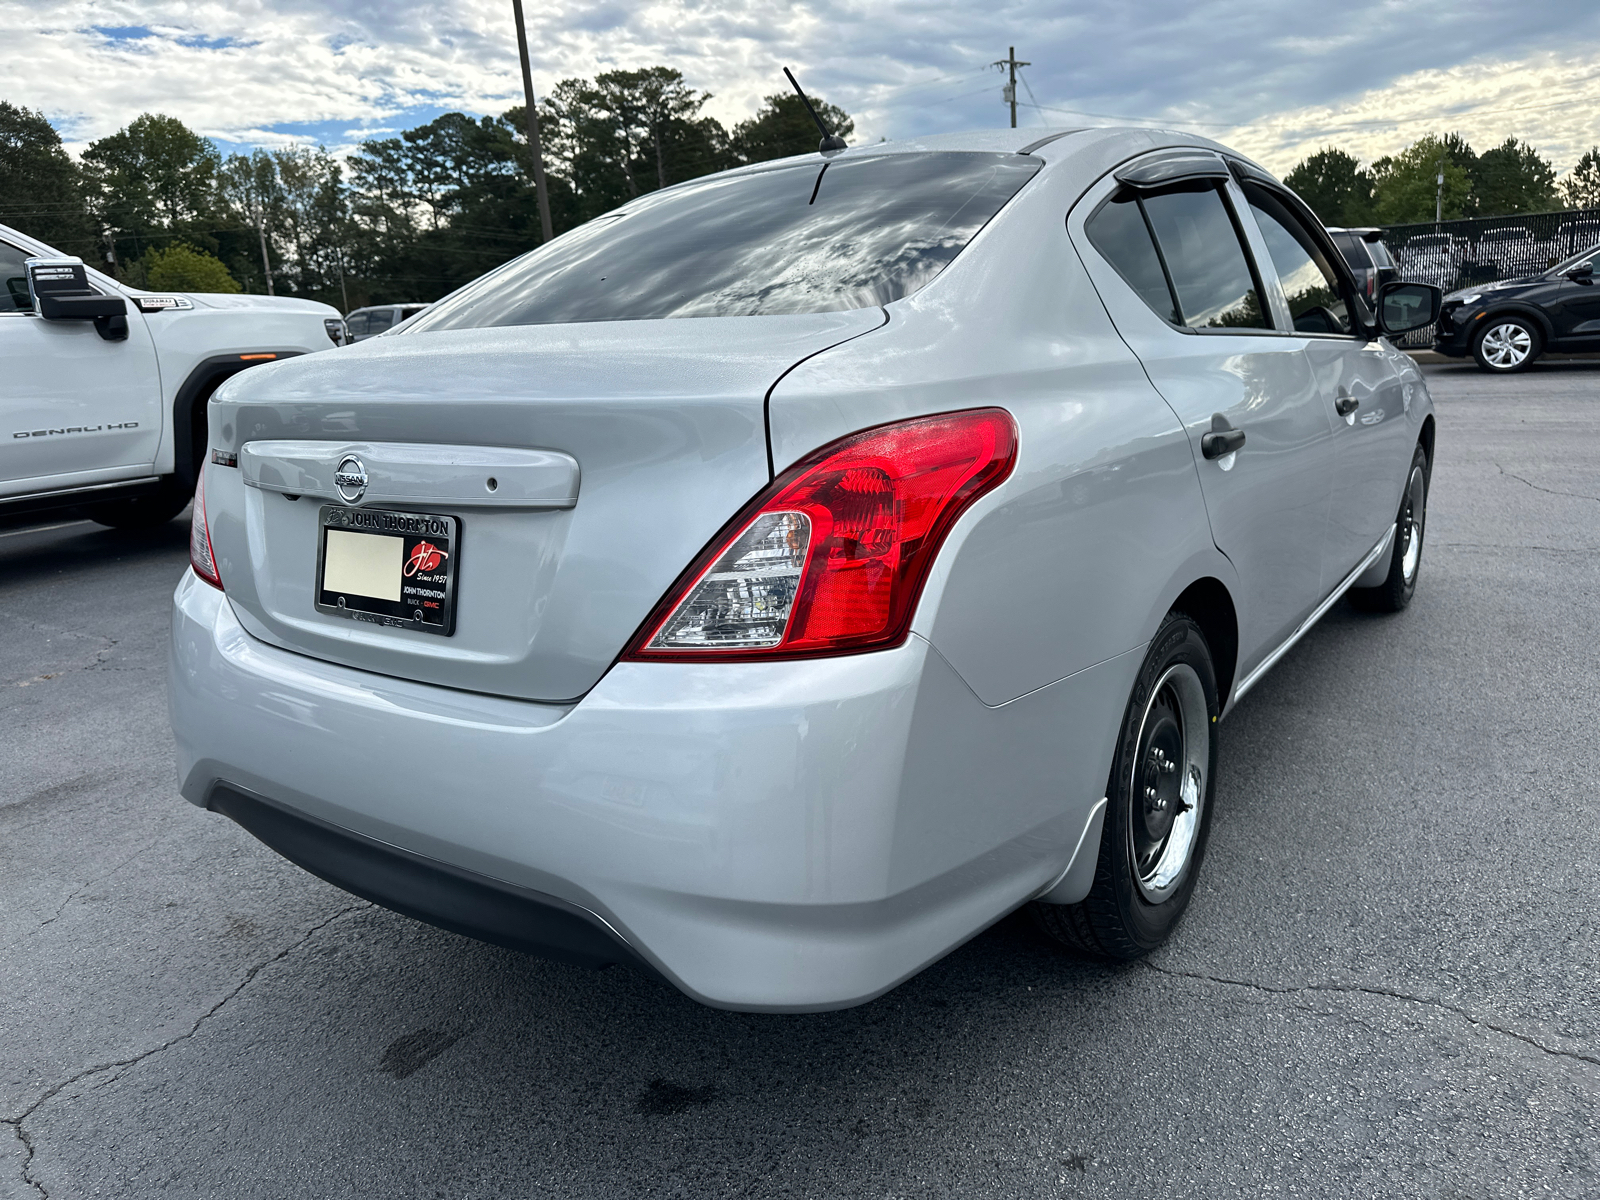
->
[169,127,1441,1011]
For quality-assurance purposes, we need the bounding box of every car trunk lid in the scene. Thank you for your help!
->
[203,312,882,701]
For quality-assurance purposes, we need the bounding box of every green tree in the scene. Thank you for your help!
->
[1559,147,1600,209]
[0,101,94,255]
[139,242,240,292]
[545,68,734,221]
[1472,137,1556,216]
[1283,148,1375,226]
[1371,135,1474,225]
[83,113,222,272]
[732,93,855,164]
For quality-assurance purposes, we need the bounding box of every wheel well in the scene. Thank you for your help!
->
[172,352,303,488]
[1477,304,1554,345]
[1172,578,1238,709]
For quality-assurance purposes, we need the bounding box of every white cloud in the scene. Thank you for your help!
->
[7,0,1600,187]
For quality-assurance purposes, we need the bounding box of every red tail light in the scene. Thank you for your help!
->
[189,462,223,590]
[623,408,1017,661]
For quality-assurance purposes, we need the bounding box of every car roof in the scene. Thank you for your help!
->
[623,126,1285,213]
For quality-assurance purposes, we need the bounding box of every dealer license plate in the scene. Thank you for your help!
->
[315,506,459,636]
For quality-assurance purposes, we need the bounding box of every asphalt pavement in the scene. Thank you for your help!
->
[3,362,1597,1199]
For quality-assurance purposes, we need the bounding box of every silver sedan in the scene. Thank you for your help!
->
[170,127,1440,1011]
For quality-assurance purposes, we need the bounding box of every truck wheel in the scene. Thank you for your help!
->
[86,488,192,530]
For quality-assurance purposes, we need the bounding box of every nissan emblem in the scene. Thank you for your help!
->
[334,454,368,504]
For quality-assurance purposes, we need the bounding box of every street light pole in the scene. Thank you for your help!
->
[1436,158,1445,228]
[511,0,555,245]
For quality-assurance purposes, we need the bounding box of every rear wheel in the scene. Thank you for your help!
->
[1350,444,1427,613]
[1473,316,1541,372]
[1035,613,1219,959]
[85,487,192,530]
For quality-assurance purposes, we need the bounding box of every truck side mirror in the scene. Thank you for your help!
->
[25,256,129,340]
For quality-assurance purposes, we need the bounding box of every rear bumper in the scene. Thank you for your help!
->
[207,782,654,972]
[170,571,1125,1011]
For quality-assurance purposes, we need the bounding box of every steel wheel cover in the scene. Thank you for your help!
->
[1400,464,1426,584]
[1127,663,1209,903]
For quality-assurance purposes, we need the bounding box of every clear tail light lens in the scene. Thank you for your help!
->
[624,408,1017,661]
[189,462,222,590]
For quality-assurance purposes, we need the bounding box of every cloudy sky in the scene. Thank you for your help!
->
[11,1,1600,176]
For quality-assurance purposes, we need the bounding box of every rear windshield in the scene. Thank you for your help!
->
[407,152,1040,330]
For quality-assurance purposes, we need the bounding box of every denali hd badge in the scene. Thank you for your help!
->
[334,454,368,504]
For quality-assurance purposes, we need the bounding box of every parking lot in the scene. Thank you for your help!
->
[2,361,1597,1199]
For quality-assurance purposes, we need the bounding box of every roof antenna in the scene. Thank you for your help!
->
[784,67,847,154]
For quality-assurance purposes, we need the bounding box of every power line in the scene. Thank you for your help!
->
[1015,67,1045,128]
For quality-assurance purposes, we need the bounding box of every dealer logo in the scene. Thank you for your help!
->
[333,454,368,504]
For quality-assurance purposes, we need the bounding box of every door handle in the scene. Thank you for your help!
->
[1335,393,1360,416]
[1200,429,1246,460]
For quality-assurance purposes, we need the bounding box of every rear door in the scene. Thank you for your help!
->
[0,238,163,496]
[1239,183,1413,581]
[1070,156,1335,665]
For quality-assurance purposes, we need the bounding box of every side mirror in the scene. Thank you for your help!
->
[1376,280,1441,336]
[1566,263,1594,283]
[25,257,128,340]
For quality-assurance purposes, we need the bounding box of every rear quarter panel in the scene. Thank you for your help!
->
[768,145,1228,709]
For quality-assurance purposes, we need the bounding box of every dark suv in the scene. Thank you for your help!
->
[1434,243,1600,371]
[1327,227,1399,308]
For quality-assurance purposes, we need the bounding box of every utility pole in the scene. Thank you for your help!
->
[992,46,1030,128]
[257,217,273,296]
[511,0,555,245]
[1435,157,1445,228]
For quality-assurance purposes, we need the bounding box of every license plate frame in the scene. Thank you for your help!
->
[315,505,460,636]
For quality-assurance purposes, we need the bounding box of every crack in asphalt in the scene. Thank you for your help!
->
[1493,462,1600,503]
[1441,541,1600,555]
[1141,961,1600,1071]
[9,840,163,950]
[1,902,369,1197]
[0,611,121,689]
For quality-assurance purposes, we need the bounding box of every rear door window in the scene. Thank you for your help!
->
[408,152,1041,329]
[1244,185,1354,336]
[1139,183,1271,330]
[1085,192,1179,324]
[365,309,396,332]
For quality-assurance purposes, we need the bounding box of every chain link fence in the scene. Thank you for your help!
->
[1377,207,1600,348]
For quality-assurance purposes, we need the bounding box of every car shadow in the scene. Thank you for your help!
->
[0,512,191,591]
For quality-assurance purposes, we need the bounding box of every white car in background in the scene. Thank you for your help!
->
[0,224,343,529]
[1393,231,1463,290]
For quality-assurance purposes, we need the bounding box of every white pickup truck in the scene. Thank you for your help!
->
[1,222,345,529]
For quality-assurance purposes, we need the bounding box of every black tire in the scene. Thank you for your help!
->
[85,487,192,530]
[1034,612,1219,959]
[1349,444,1428,613]
[1472,315,1541,372]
